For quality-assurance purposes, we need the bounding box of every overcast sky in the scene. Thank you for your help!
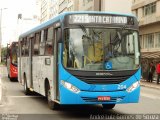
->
[0,0,37,46]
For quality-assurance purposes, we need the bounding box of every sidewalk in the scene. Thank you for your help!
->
[0,65,5,104]
[140,79,160,89]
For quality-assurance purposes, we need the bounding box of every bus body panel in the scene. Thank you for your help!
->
[7,42,18,79]
[59,64,141,91]
[18,57,21,82]
[10,63,18,78]
[60,85,140,104]
[32,56,41,93]
[59,63,141,104]
[32,56,54,96]
[21,57,29,85]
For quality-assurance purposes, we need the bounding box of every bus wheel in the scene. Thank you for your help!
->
[47,85,59,110]
[102,104,115,109]
[24,79,31,95]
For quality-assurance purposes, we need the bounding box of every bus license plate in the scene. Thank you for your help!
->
[98,96,111,101]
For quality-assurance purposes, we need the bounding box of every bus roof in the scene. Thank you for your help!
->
[19,11,136,38]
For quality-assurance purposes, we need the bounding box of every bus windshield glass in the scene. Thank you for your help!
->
[63,28,140,71]
[11,43,18,66]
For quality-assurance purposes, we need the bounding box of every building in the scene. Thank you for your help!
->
[40,0,51,23]
[40,0,59,23]
[59,0,79,13]
[79,0,101,11]
[132,0,160,80]
[101,0,132,14]
[78,0,132,14]
[39,0,132,23]
[49,0,59,19]
[15,14,40,42]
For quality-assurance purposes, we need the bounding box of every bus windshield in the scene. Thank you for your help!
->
[63,28,140,71]
[11,43,18,66]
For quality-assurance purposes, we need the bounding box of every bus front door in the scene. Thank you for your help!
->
[53,27,61,101]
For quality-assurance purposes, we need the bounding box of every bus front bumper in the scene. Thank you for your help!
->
[59,85,140,104]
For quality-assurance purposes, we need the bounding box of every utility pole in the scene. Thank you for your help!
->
[0,8,7,63]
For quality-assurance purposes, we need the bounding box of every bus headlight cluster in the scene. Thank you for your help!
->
[61,80,80,93]
[126,81,140,93]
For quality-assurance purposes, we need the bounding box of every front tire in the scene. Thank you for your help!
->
[47,84,59,110]
[102,104,115,109]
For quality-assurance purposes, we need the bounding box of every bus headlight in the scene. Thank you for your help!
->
[126,81,140,93]
[61,80,80,93]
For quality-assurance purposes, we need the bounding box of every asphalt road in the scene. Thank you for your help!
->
[0,66,160,120]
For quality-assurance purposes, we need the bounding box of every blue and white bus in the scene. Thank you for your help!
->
[18,11,141,110]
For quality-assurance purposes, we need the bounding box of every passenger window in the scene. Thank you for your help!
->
[40,30,45,55]
[21,39,25,56]
[24,37,29,56]
[45,27,54,55]
[34,33,40,55]
[45,42,53,55]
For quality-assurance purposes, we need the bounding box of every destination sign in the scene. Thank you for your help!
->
[69,14,128,24]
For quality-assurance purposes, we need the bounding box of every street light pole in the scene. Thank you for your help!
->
[0,8,7,63]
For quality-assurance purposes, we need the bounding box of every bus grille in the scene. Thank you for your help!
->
[76,76,130,84]
[81,96,125,102]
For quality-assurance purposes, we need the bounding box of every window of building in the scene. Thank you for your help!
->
[144,34,154,49]
[155,33,160,48]
[143,2,156,16]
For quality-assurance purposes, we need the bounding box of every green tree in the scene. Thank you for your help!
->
[1,47,7,64]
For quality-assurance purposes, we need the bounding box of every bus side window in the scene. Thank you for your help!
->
[45,27,53,55]
[24,37,29,56]
[18,41,21,57]
[40,30,45,55]
[34,33,40,56]
[21,39,25,56]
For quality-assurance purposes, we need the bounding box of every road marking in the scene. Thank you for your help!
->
[7,96,43,98]
[141,92,160,100]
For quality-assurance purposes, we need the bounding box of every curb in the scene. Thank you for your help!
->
[140,82,160,90]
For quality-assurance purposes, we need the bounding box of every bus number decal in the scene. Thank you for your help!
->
[118,85,127,90]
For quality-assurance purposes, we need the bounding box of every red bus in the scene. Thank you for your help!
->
[7,42,18,81]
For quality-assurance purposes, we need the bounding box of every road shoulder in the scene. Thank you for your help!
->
[140,79,160,90]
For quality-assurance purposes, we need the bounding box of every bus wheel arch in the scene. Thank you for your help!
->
[44,78,49,97]
[44,78,59,110]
